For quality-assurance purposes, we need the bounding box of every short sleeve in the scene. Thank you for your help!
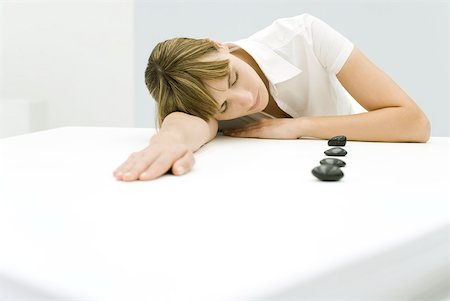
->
[307,14,354,74]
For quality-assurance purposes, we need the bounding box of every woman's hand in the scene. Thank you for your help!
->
[113,133,195,181]
[223,118,302,139]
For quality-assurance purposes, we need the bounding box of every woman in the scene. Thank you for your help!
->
[114,14,430,182]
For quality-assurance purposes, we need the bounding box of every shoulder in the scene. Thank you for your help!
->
[247,14,331,48]
[267,13,317,30]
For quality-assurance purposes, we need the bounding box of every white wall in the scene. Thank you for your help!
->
[1,1,448,137]
[134,0,450,136]
[0,0,134,137]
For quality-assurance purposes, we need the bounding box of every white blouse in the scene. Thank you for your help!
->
[219,13,366,131]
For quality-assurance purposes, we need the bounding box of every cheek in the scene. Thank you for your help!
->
[249,70,262,86]
[240,74,259,94]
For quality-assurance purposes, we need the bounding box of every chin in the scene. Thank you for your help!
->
[261,94,269,109]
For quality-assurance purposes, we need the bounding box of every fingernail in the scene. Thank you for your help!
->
[176,166,185,175]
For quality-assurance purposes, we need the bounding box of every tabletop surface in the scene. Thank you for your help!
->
[0,127,449,300]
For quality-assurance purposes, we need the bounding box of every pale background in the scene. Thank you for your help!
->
[1,0,449,138]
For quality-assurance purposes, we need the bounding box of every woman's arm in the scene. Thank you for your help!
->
[224,47,430,142]
[309,47,430,142]
[158,111,218,151]
[114,112,218,181]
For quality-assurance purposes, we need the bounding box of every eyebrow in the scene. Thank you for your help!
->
[211,63,234,110]
[218,66,232,109]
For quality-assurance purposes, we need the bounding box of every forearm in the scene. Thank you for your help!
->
[154,112,218,151]
[299,106,430,142]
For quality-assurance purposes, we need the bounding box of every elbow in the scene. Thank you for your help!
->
[410,109,431,143]
[419,116,431,143]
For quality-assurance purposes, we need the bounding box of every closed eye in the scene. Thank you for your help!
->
[232,72,238,86]
[220,101,228,113]
[221,72,238,114]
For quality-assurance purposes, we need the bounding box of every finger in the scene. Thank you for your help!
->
[225,127,264,138]
[138,147,188,181]
[171,151,195,176]
[120,152,159,181]
[224,120,271,136]
[114,152,141,179]
[225,122,262,133]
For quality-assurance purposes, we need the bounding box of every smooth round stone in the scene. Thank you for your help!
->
[320,158,346,167]
[324,147,347,156]
[328,135,347,146]
[312,165,344,181]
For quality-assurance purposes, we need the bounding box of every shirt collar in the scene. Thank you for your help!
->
[226,39,302,85]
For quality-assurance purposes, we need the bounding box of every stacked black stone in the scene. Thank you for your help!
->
[320,158,346,167]
[312,135,348,181]
[312,165,344,181]
[328,135,347,146]
[324,147,347,156]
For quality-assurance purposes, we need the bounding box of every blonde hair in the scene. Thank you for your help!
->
[145,38,230,127]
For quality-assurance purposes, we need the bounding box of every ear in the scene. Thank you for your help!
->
[213,41,229,51]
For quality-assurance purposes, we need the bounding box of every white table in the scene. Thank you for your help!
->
[1,127,449,301]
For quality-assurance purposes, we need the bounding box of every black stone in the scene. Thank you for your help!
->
[312,165,344,181]
[320,158,346,167]
[328,135,347,146]
[324,147,347,156]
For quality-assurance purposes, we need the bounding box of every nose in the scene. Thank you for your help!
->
[231,89,253,108]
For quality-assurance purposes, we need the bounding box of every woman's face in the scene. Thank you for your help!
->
[203,44,269,121]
